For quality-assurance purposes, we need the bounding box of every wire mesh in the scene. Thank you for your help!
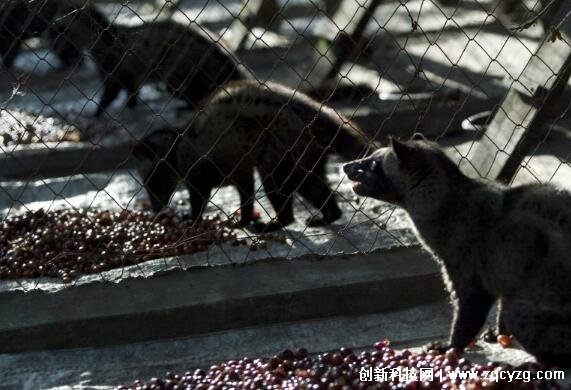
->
[0,0,569,291]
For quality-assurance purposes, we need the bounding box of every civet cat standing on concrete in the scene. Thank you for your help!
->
[344,134,571,367]
[51,4,249,116]
[134,80,370,231]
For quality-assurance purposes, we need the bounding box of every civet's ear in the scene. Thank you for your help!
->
[390,137,416,164]
[411,133,427,141]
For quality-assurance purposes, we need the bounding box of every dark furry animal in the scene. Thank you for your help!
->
[134,80,371,231]
[52,4,249,116]
[344,135,571,367]
[0,0,81,68]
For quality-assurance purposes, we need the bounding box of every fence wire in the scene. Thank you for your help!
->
[0,0,569,289]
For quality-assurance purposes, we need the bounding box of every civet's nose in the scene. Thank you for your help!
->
[343,161,365,180]
[343,162,356,175]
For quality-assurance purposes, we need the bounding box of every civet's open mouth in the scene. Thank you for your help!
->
[351,180,374,197]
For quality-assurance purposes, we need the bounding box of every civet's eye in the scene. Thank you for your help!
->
[370,160,377,171]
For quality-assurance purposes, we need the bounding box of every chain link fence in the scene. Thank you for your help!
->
[0,0,569,289]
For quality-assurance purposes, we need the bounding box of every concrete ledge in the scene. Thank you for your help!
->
[0,246,444,353]
[0,301,452,389]
[0,142,133,180]
[6,300,567,390]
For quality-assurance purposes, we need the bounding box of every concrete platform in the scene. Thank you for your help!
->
[0,301,452,389]
[3,300,569,390]
[0,244,446,353]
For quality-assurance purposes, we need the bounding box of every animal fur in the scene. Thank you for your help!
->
[134,80,371,231]
[0,0,81,68]
[52,4,249,116]
[344,134,571,367]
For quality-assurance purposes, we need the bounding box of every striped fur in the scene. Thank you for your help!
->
[134,80,371,231]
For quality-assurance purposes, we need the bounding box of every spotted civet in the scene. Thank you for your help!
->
[344,134,571,367]
[134,80,371,231]
[0,0,81,68]
[51,4,249,116]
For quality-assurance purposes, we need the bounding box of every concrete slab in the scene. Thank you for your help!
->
[0,142,132,180]
[0,246,445,353]
[2,299,569,390]
[2,300,452,389]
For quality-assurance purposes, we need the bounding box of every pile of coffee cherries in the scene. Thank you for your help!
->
[118,341,562,390]
[0,110,81,146]
[0,209,248,282]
